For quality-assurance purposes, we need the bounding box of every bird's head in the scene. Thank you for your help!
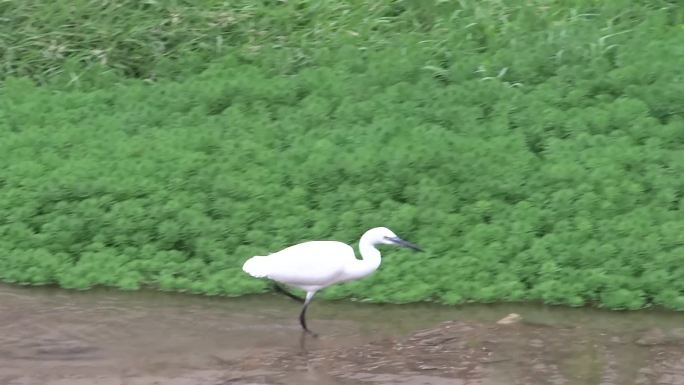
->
[365,227,423,251]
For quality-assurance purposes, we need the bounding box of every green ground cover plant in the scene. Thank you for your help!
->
[1,0,684,310]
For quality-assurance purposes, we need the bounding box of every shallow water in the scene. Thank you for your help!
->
[0,284,683,384]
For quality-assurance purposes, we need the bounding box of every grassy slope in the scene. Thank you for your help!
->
[1,0,684,310]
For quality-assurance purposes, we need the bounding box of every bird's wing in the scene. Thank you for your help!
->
[243,241,356,287]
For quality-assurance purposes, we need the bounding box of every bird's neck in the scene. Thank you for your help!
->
[344,237,382,281]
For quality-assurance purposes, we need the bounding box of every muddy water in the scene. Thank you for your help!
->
[1,284,683,385]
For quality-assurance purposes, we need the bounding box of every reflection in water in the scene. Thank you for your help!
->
[0,283,683,384]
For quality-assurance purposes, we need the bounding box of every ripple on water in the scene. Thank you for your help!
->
[0,329,102,362]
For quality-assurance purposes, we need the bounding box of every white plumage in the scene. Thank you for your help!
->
[242,227,422,335]
[243,241,355,290]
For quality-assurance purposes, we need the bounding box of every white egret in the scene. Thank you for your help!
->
[242,227,422,335]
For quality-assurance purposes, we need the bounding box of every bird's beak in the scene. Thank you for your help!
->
[386,236,423,252]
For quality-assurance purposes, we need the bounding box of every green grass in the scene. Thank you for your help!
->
[1,0,684,310]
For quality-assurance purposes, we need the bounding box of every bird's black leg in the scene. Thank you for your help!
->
[272,282,304,303]
[299,292,318,337]
[299,303,312,332]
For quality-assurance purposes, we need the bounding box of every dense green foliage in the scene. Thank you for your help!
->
[1,0,684,310]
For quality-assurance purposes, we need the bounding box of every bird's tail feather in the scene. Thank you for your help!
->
[242,256,270,278]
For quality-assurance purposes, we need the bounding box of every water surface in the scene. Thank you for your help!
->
[1,284,683,384]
